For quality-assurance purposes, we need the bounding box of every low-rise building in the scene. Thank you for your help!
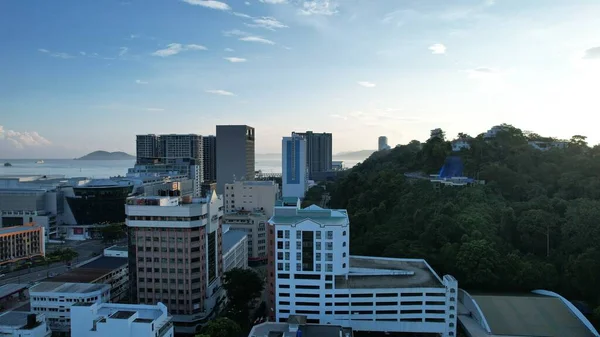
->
[71,302,173,337]
[49,256,128,302]
[0,311,51,337]
[0,224,45,266]
[223,211,269,262]
[223,180,279,218]
[29,282,110,332]
[451,138,471,152]
[103,245,128,258]
[222,227,248,272]
[248,315,352,337]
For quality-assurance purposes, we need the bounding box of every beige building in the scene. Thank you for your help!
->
[223,211,269,262]
[0,224,45,266]
[223,180,279,218]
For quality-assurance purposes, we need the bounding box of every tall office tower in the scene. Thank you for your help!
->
[125,193,224,335]
[136,134,160,164]
[282,133,308,199]
[378,136,390,151]
[294,131,332,180]
[216,125,255,194]
[266,202,458,337]
[203,135,217,182]
[134,134,204,196]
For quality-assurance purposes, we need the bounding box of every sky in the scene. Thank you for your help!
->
[1,0,600,158]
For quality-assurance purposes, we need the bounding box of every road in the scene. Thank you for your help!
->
[0,239,117,286]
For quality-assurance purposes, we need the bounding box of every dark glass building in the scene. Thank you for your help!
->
[66,182,133,225]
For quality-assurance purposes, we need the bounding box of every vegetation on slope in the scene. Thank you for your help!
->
[327,124,600,313]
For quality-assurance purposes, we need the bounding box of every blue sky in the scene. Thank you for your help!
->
[1,0,600,158]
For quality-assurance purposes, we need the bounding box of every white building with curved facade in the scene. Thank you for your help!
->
[267,203,458,337]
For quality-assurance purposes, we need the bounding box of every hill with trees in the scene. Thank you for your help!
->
[324,124,600,316]
[77,150,135,160]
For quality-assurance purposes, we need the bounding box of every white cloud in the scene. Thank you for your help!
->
[224,48,234,52]
[260,0,286,3]
[181,0,231,10]
[298,0,338,16]
[152,43,206,57]
[245,1,250,4]
[135,80,149,84]
[206,89,236,96]
[0,125,52,149]
[428,43,446,54]
[223,29,251,37]
[239,36,275,45]
[79,51,86,56]
[38,49,74,59]
[233,12,252,18]
[119,47,129,56]
[583,46,600,59]
[224,57,247,63]
[246,16,288,30]
[357,81,376,88]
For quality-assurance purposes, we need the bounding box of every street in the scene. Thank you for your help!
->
[0,239,117,286]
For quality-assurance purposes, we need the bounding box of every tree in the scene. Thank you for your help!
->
[100,223,126,244]
[223,268,264,314]
[198,318,241,337]
[59,248,79,265]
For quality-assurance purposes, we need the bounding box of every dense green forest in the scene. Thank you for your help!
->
[323,124,600,314]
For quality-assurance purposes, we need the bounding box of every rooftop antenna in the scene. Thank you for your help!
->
[233,174,236,182]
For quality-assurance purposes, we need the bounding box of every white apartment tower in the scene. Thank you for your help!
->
[282,134,308,199]
[267,202,458,337]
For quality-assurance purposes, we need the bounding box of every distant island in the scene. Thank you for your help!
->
[334,150,376,159]
[77,151,135,160]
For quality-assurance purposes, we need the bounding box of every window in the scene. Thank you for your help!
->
[342,263,346,268]
[284,230,290,239]
[342,230,346,236]
[316,264,321,272]
[278,252,283,260]
[296,252,301,260]
[342,241,346,247]
[326,253,333,261]
[296,241,301,250]
[278,263,283,271]
[277,230,284,238]
[326,231,333,239]
[316,231,321,239]
[326,264,333,272]
[285,252,290,260]
[316,253,321,261]
[277,242,283,249]
[284,241,290,250]
[285,263,290,271]
[296,231,302,239]
[326,242,333,250]
[296,263,301,271]
[316,242,321,250]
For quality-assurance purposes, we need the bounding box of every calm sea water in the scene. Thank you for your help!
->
[0,156,363,179]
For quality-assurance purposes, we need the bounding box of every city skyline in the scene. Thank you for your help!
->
[2,0,600,158]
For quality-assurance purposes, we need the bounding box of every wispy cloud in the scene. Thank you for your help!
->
[119,47,129,57]
[38,48,74,59]
[135,80,149,84]
[79,51,86,56]
[260,0,286,3]
[181,0,231,10]
[583,46,600,59]
[152,43,207,57]
[145,108,165,112]
[239,36,275,45]
[298,0,338,16]
[233,12,252,18]
[223,29,251,37]
[357,81,376,88]
[428,43,446,54]
[246,16,288,30]
[224,57,247,63]
[224,48,234,52]
[206,89,236,96]
[0,125,52,148]
[245,1,250,4]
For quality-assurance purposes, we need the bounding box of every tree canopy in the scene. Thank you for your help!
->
[222,268,264,325]
[196,317,241,337]
[328,125,600,312]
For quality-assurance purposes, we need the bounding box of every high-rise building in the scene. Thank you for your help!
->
[125,193,223,335]
[266,202,458,337]
[133,134,204,196]
[378,136,390,151]
[282,134,308,199]
[203,135,217,182]
[294,131,332,180]
[216,125,255,194]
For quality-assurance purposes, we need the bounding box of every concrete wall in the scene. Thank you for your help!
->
[216,125,255,194]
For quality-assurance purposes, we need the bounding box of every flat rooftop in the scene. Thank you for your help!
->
[335,256,443,289]
[95,303,165,321]
[222,230,247,253]
[29,282,109,294]
[0,283,28,299]
[472,294,595,337]
[271,205,348,226]
[0,311,38,329]
[50,257,127,283]
[110,311,136,319]
[105,245,128,252]
[250,322,352,337]
[0,225,42,235]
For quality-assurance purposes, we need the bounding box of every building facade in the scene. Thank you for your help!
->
[125,193,224,334]
[222,227,248,272]
[293,131,332,180]
[0,311,51,337]
[216,125,255,194]
[203,135,217,183]
[0,224,45,266]
[71,302,173,337]
[267,203,458,337]
[29,282,111,332]
[223,211,269,262]
[378,136,390,151]
[282,134,308,199]
[223,180,279,218]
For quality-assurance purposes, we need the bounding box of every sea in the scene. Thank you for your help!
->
[0,156,364,179]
